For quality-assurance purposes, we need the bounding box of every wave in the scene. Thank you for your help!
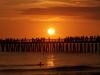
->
[0,65,100,72]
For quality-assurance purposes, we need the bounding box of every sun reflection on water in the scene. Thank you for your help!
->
[47,54,55,67]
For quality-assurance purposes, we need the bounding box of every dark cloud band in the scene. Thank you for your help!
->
[20,7,100,20]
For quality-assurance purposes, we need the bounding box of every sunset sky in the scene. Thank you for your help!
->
[0,0,100,38]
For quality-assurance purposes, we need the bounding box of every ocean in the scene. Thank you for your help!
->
[0,52,100,75]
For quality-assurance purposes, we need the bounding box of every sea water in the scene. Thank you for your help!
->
[0,52,100,75]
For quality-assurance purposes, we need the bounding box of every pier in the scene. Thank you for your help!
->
[0,36,100,54]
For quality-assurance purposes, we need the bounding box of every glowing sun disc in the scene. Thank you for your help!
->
[48,28,55,35]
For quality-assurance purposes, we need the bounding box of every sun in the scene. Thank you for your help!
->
[48,28,55,36]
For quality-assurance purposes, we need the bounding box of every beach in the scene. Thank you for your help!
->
[0,53,99,75]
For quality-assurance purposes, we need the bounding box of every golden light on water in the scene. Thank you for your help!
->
[47,54,55,67]
[47,60,54,67]
[48,28,55,36]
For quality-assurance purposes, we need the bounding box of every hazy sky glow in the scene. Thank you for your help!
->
[0,0,100,38]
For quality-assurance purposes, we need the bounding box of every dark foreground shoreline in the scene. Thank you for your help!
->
[0,65,100,71]
[0,65,100,75]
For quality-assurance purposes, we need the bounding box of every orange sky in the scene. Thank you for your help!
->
[0,0,100,38]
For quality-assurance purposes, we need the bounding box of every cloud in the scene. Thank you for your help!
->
[58,0,100,7]
[1,0,100,8]
[14,0,100,9]
[0,0,100,19]
[20,7,100,20]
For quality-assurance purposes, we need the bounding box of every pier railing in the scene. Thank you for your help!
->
[0,36,100,54]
